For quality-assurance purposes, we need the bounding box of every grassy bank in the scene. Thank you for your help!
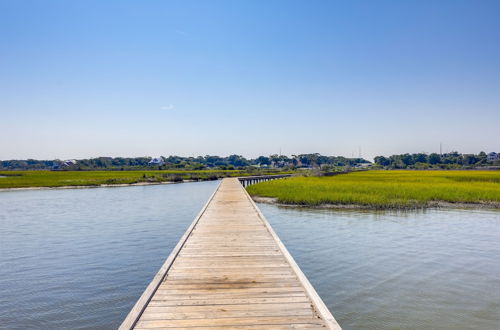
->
[0,170,282,189]
[247,170,500,209]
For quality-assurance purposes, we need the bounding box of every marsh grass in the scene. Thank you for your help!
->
[247,170,500,209]
[0,170,244,188]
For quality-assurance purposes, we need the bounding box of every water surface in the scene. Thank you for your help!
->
[259,204,500,330]
[1,183,499,329]
[0,181,218,329]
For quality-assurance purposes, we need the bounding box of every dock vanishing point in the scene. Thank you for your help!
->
[120,178,341,329]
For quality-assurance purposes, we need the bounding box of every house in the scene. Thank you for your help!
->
[51,159,77,170]
[487,152,500,162]
[355,163,372,168]
[149,157,165,166]
[63,159,77,166]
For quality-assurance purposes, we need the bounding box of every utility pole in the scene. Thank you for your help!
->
[440,142,442,156]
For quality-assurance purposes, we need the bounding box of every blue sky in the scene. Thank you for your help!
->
[1,0,499,160]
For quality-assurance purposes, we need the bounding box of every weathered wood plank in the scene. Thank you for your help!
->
[120,178,340,329]
[135,325,325,330]
[164,275,299,282]
[135,316,326,328]
[143,302,313,312]
[139,309,315,320]
[147,296,311,307]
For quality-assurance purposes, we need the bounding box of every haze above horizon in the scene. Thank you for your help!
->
[1,0,499,161]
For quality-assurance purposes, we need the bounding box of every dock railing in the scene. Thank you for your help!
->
[238,174,292,187]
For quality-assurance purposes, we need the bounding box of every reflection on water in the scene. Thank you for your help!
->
[258,204,500,330]
[1,182,499,330]
[0,181,219,329]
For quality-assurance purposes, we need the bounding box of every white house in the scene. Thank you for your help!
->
[51,159,77,170]
[149,157,165,166]
[487,152,499,162]
[63,159,77,166]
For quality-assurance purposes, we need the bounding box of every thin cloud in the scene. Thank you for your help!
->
[174,29,187,36]
[160,104,175,111]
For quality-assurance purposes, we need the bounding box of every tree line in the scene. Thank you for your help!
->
[374,151,498,169]
[0,154,369,171]
[3,151,497,171]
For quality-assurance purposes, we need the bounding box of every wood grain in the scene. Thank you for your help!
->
[120,178,341,329]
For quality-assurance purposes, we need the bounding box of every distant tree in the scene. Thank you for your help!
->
[414,162,430,169]
[374,156,391,166]
[0,151,490,171]
[306,153,320,168]
[204,155,226,167]
[317,155,329,166]
[255,156,271,166]
[400,154,414,166]
[269,154,280,167]
[190,162,205,170]
[428,153,441,165]
[412,153,428,163]
[462,154,478,166]
[227,155,249,167]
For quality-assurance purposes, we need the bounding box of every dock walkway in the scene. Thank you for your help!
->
[120,178,341,329]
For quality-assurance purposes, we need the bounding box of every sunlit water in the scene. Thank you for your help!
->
[259,204,500,330]
[0,182,499,329]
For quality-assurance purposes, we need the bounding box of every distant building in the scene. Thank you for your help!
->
[63,159,77,166]
[355,163,372,168]
[149,157,165,166]
[52,159,77,170]
[271,160,294,168]
[487,152,500,162]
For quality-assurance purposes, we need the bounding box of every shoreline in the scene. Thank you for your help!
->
[3,181,498,211]
[0,180,210,192]
[251,196,500,211]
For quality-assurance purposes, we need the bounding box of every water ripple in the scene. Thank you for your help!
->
[0,181,218,329]
[259,204,500,330]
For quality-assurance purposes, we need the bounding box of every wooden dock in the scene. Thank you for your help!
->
[120,178,341,329]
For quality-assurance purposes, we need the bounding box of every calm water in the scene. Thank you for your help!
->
[0,181,218,329]
[259,204,500,330]
[1,183,499,329]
